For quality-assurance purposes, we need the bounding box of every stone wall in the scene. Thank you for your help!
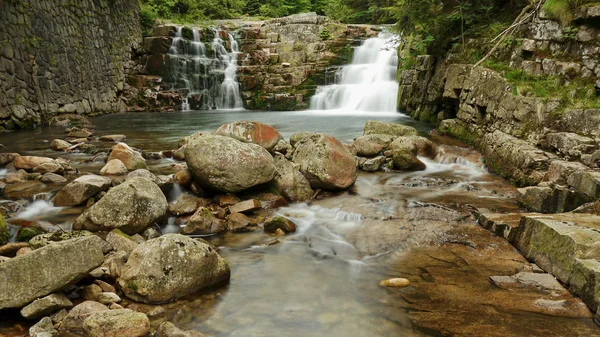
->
[398,6,600,214]
[0,0,141,130]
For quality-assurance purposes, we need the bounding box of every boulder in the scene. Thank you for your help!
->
[100,134,127,142]
[0,236,107,309]
[13,156,55,171]
[41,173,67,184]
[0,152,20,166]
[51,139,72,151]
[272,153,313,202]
[292,134,357,190]
[107,143,147,171]
[391,149,426,171]
[183,207,226,235]
[361,156,387,172]
[212,121,284,151]
[567,170,600,199]
[169,194,204,216]
[100,159,128,176]
[118,234,230,303]
[33,161,64,174]
[52,175,112,207]
[388,136,436,157]
[174,169,192,187]
[227,213,260,232]
[29,317,58,337]
[290,131,316,147]
[363,120,418,137]
[185,135,275,192]
[20,293,73,319]
[5,169,28,183]
[517,185,590,213]
[82,309,150,337]
[68,128,93,138]
[74,177,168,235]
[59,301,109,336]
[352,134,395,157]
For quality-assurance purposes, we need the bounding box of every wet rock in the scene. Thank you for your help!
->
[272,153,313,202]
[361,156,386,172]
[41,173,67,184]
[100,159,128,176]
[52,175,112,207]
[107,142,147,171]
[0,242,29,256]
[155,321,206,337]
[391,149,426,171]
[185,134,275,192]
[5,169,28,183]
[174,169,192,187]
[0,236,107,309]
[213,121,284,151]
[183,207,226,235]
[13,156,55,171]
[106,229,138,255]
[490,272,566,292]
[169,194,205,216]
[227,213,260,232]
[567,170,600,199]
[82,309,150,337]
[364,120,418,137]
[29,317,58,337]
[29,230,95,249]
[264,216,297,234]
[292,133,357,190]
[74,177,168,235]
[388,136,436,158]
[0,152,20,166]
[545,132,596,158]
[118,234,230,303]
[50,139,71,151]
[379,278,411,288]
[21,293,73,319]
[33,161,64,174]
[229,199,262,214]
[352,134,395,157]
[59,301,109,336]
[100,134,127,142]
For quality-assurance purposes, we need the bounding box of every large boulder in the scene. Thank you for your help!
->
[292,134,357,190]
[118,234,230,303]
[52,175,112,207]
[353,134,395,157]
[107,143,147,171]
[73,177,168,235]
[363,120,418,137]
[184,135,275,192]
[272,153,313,202]
[212,121,283,151]
[0,236,107,309]
[59,301,109,336]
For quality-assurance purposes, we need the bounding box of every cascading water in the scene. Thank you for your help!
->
[165,27,243,110]
[310,33,400,112]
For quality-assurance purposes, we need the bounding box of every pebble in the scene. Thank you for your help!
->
[379,278,411,288]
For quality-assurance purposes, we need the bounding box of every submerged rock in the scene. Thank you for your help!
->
[118,234,230,304]
[0,236,107,309]
[213,121,284,151]
[292,133,357,190]
[73,177,168,235]
[185,134,275,192]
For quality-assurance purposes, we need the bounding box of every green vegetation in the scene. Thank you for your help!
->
[542,0,597,25]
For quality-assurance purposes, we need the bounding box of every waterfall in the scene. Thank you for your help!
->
[310,33,400,113]
[165,27,243,110]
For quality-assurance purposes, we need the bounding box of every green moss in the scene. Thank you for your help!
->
[16,227,44,242]
[0,214,8,246]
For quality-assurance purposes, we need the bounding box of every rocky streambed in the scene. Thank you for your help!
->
[0,110,598,336]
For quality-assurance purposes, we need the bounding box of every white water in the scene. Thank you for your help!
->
[310,33,399,112]
[14,200,63,220]
[166,27,243,110]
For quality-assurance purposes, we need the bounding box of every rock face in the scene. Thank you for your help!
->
[0,0,140,130]
[118,234,230,303]
[185,134,276,192]
[52,175,112,207]
[107,143,147,171]
[0,236,107,309]
[213,121,284,151]
[292,133,357,190]
[74,177,168,234]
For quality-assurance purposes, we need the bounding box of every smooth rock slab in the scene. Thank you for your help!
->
[118,234,230,304]
[21,293,73,319]
[0,236,106,309]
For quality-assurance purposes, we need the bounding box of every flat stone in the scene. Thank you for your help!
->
[21,293,73,319]
[490,272,565,292]
[50,139,71,151]
[228,199,262,214]
[0,236,107,309]
[99,134,126,142]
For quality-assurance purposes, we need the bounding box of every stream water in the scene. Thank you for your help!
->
[0,110,598,336]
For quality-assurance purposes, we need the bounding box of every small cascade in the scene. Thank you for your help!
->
[310,33,400,112]
[165,27,243,110]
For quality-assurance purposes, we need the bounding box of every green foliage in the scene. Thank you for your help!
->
[541,0,597,26]
[140,3,158,37]
[319,28,331,40]
[140,0,246,24]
